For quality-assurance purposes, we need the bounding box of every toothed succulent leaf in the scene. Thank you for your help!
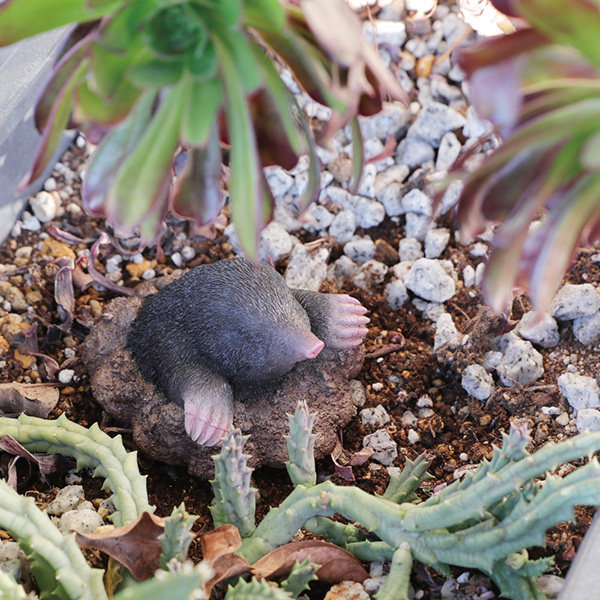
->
[0,480,108,600]
[382,453,433,504]
[210,428,257,536]
[285,401,317,487]
[225,577,293,600]
[0,414,151,526]
[280,557,319,598]
[159,503,198,569]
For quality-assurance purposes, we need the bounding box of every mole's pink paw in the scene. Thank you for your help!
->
[184,395,233,447]
[328,294,369,349]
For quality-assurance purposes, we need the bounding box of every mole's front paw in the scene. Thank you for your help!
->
[184,394,233,447]
[327,294,369,349]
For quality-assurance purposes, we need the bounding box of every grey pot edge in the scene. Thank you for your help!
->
[0,28,74,245]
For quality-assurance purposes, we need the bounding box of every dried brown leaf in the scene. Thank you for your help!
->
[76,511,165,581]
[0,383,59,418]
[252,540,369,584]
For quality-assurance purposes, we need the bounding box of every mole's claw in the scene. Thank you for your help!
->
[184,388,233,447]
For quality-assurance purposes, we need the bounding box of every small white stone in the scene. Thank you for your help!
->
[469,242,487,257]
[171,252,183,267]
[372,382,384,392]
[21,213,41,231]
[142,269,155,281]
[576,409,600,433]
[407,429,420,444]
[360,405,390,428]
[43,177,57,192]
[46,485,85,516]
[259,221,293,264]
[517,311,560,348]
[30,191,58,223]
[385,279,409,310]
[396,137,435,168]
[573,311,600,345]
[181,246,196,261]
[434,312,461,350]
[401,411,417,426]
[407,101,467,148]
[435,131,461,172]
[353,260,389,290]
[475,262,485,286]
[550,283,600,320]
[344,236,377,264]
[558,373,600,411]
[424,228,450,259]
[328,255,359,288]
[392,261,414,281]
[356,163,377,198]
[363,429,398,465]
[405,258,456,303]
[461,364,495,401]
[363,19,407,49]
[349,380,367,407]
[329,209,357,244]
[462,265,475,288]
[358,104,410,141]
[405,212,432,240]
[401,189,432,216]
[416,395,433,408]
[496,337,543,387]
[58,369,75,384]
[285,244,330,291]
[399,237,423,262]
[131,253,144,264]
[59,509,104,535]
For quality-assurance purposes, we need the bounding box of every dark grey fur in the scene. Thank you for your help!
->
[127,257,333,407]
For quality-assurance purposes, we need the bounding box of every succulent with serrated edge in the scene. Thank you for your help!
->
[280,557,318,598]
[159,504,198,570]
[284,400,316,487]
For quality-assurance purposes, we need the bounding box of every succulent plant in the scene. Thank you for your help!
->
[450,0,600,311]
[0,0,406,253]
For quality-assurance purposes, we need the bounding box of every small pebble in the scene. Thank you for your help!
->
[407,429,420,444]
[550,283,600,320]
[360,405,390,428]
[461,364,495,401]
[181,246,196,261]
[363,429,398,465]
[58,369,75,384]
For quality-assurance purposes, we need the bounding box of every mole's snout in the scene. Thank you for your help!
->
[305,338,325,359]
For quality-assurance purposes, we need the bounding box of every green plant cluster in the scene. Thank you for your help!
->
[0,0,405,254]
[2,406,600,599]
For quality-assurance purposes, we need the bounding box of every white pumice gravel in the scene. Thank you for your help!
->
[360,405,390,428]
[461,364,495,401]
[550,283,600,320]
[363,430,398,466]
[424,228,450,259]
[58,509,104,535]
[495,336,544,387]
[576,409,600,433]
[285,244,329,291]
[385,279,409,310]
[344,236,377,263]
[517,311,560,348]
[45,485,86,516]
[352,260,388,290]
[558,373,600,411]
[573,311,600,345]
[434,313,462,350]
[329,209,357,244]
[30,190,58,223]
[398,237,423,262]
[405,258,456,303]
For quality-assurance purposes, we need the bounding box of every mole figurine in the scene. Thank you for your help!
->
[127,257,369,447]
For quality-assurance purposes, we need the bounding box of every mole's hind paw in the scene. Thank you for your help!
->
[183,388,233,447]
[327,294,369,349]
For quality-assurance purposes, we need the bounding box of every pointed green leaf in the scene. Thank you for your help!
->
[188,37,218,80]
[243,0,286,32]
[91,40,144,98]
[127,57,185,88]
[214,34,262,257]
[180,76,223,147]
[0,0,116,46]
[109,84,185,227]
[295,108,321,213]
[74,78,140,124]
[225,30,263,94]
[519,0,600,69]
[83,91,156,214]
[98,0,157,53]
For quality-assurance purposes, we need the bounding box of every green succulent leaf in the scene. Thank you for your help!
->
[111,573,205,600]
[350,117,364,194]
[214,33,262,256]
[518,0,600,69]
[243,0,286,33]
[73,78,140,125]
[0,0,116,46]
[188,37,218,81]
[109,83,186,231]
[90,40,143,98]
[98,0,157,53]
[180,75,223,146]
[83,91,156,214]
[127,55,186,89]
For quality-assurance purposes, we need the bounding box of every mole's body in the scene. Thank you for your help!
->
[127,257,368,446]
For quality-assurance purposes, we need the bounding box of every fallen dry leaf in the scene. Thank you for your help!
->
[0,382,59,418]
[253,540,369,584]
[76,511,165,581]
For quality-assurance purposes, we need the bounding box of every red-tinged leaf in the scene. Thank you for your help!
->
[171,132,224,224]
[252,540,369,584]
[523,172,600,310]
[12,324,39,355]
[73,79,140,126]
[180,76,223,147]
[85,232,135,296]
[518,0,600,69]
[76,512,165,581]
[249,89,299,170]
[55,22,99,64]
[0,0,115,47]
[349,447,374,467]
[349,117,364,194]
[456,28,549,76]
[83,91,156,215]
[0,383,59,418]
[214,34,263,257]
[490,0,519,17]
[35,38,91,135]
[109,84,185,229]
[520,86,600,125]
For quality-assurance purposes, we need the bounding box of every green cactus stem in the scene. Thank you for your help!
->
[0,414,151,526]
[280,557,319,598]
[159,504,198,569]
[0,570,31,600]
[0,480,108,600]
[285,401,317,487]
[381,453,433,504]
[374,543,412,600]
[224,577,293,600]
[210,428,257,537]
